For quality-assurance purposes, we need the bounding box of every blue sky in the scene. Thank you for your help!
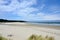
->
[0,0,60,21]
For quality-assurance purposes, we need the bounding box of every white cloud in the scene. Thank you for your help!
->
[35,13,60,20]
[15,10,60,21]
[0,0,36,12]
[25,13,60,21]
[14,7,38,16]
[0,0,18,12]
[43,14,60,20]
[0,0,60,21]
[48,5,60,13]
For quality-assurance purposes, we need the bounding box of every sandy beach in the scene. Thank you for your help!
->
[0,22,60,40]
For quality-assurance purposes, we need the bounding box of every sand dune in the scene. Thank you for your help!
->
[0,22,60,40]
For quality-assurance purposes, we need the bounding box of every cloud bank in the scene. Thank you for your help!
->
[0,0,60,21]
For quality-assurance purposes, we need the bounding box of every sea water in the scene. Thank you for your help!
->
[28,22,60,26]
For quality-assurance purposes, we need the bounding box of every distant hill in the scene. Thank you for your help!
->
[0,19,27,22]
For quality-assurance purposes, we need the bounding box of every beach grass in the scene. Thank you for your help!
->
[28,34,54,40]
[0,35,8,40]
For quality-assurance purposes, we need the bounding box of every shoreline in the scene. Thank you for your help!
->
[0,22,60,30]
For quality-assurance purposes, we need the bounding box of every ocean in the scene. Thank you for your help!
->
[28,22,60,26]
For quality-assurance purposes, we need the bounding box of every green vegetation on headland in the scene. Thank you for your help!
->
[28,34,54,40]
[0,19,27,22]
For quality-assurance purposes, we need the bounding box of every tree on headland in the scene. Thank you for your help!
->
[0,19,27,22]
[0,19,7,22]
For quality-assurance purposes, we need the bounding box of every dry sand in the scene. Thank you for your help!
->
[0,22,60,40]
